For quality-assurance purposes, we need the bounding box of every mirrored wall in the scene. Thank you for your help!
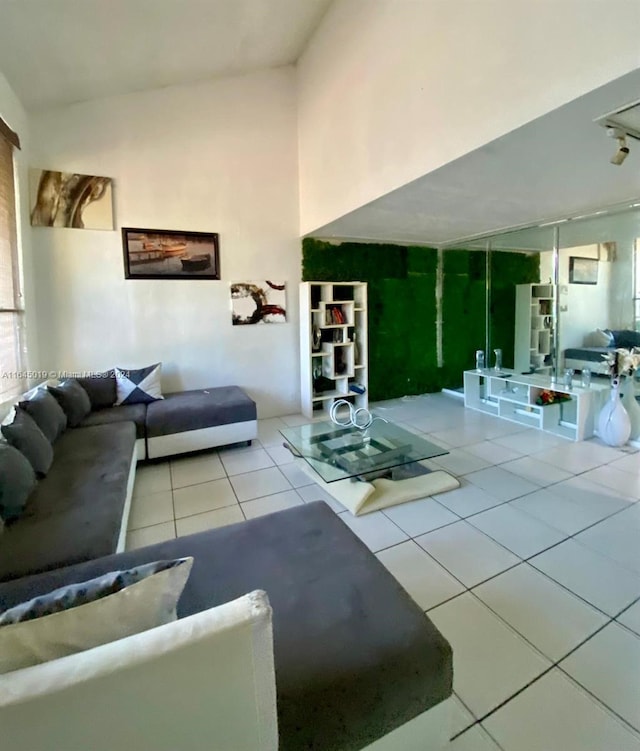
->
[449,204,640,383]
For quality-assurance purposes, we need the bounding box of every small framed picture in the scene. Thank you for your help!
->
[122,227,220,280]
[569,257,598,285]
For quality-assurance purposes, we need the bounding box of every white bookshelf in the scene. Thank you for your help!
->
[514,283,554,374]
[299,282,368,419]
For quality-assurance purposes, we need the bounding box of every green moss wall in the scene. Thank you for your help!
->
[302,239,539,401]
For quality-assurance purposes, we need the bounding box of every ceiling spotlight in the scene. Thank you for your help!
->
[607,127,630,165]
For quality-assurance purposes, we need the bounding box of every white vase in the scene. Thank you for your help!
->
[621,375,640,441]
[598,377,631,447]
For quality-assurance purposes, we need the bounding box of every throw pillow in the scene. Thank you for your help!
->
[0,556,193,674]
[19,389,67,443]
[76,370,117,410]
[610,329,640,349]
[48,379,92,427]
[591,328,614,347]
[0,442,37,523]
[1,408,53,477]
[115,362,164,405]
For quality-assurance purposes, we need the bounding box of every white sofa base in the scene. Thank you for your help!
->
[0,591,278,751]
[135,437,146,460]
[116,442,138,553]
[363,697,452,750]
[147,419,258,459]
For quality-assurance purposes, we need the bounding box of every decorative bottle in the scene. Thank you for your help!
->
[598,377,631,447]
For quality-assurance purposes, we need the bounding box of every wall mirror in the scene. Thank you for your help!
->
[449,224,556,374]
[450,203,640,384]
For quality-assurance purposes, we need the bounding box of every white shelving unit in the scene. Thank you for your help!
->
[514,283,554,374]
[299,282,368,419]
[463,368,607,441]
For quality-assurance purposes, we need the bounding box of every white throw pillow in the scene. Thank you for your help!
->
[0,557,193,674]
[587,328,614,347]
[115,362,164,405]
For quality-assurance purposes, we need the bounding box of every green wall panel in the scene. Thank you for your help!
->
[302,240,538,400]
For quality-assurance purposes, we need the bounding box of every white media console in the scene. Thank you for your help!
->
[463,369,608,441]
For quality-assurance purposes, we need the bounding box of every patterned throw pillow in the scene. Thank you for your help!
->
[0,557,193,674]
[115,363,164,405]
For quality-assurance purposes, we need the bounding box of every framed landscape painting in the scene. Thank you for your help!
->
[122,228,220,280]
[569,256,598,285]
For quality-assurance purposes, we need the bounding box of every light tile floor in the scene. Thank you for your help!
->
[126,392,640,750]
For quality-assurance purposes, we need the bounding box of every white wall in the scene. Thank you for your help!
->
[555,245,611,351]
[29,68,301,417]
[297,0,640,235]
[0,72,39,375]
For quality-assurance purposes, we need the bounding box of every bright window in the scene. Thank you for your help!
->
[0,124,25,400]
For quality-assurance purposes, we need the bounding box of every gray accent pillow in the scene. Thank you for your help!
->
[1,408,54,477]
[0,442,36,523]
[19,390,67,443]
[48,379,92,428]
[76,371,117,410]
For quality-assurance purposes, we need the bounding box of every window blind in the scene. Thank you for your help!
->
[0,129,25,400]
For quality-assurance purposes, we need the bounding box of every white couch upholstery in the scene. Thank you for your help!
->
[0,590,278,751]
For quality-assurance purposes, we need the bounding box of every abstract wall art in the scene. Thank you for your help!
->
[30,169,114,229]
[231,281,286,325]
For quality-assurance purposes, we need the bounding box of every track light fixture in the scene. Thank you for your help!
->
[607,127,630,165]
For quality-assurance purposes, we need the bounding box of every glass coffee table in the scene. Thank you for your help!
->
[280,418,449,484]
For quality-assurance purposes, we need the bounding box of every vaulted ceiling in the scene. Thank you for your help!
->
[0,0,332,111]
[1,1,638,244]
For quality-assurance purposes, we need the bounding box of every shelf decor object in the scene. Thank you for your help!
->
[597,347,640,445]
[299,282,368,419]
[535,389,572,406]
[598,377,630,447]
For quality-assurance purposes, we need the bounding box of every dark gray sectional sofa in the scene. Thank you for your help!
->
[0,501,454,751]
[0,422,136,583]
[0,375,257,583]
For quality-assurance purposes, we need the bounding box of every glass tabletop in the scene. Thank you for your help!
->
[280,418,449,483]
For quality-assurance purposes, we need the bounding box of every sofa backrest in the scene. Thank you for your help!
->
[0,590,278,751]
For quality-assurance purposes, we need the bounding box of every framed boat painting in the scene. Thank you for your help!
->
[122,227,220,280]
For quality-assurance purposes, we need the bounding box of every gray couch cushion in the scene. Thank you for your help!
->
[1,408,53,477]
[19,390,67,443]
[145,386,256,438]
[0,443,37,523]
[79,403,147,440]
[48,379,92,427]
[0,502,452,750]
[0,422,136,583]
[76,371,117,410]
